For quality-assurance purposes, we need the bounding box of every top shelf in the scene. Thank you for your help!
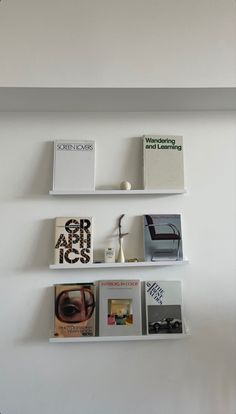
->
[0,87,235,112]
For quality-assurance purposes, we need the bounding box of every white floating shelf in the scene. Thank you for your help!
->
[49,332,189,343]
[49,259,188,270]
[0,87,235,111]
[49,189,186,195]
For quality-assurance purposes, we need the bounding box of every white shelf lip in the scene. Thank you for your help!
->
[49,189,186,195]
[0,87,235,111]
[49,332,190,343]
[49,259,188,269]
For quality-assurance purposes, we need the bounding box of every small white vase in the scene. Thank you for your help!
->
[117,237,125,263]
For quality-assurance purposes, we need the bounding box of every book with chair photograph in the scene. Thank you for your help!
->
[99,280,142,337]
[143,214,183,261]
[145,280,183,335]
[143,135,184,190]
[54,283,96,338]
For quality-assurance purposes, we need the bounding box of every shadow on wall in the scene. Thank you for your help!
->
[20,141,53,199]
[19,219,54,272]
[17,286,53,344]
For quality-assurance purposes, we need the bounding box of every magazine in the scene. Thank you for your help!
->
[54,283,96,337]
[143,214,183,261]
[145,280,183,335]
[54,217,93,265]
[52,140,96,191]
[143,135,184,189]
[99,280,142,337]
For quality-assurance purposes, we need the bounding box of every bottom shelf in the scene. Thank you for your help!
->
[49,330,190,343]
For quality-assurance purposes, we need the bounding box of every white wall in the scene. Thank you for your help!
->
[0,111,236,414]
[0,0,235,87]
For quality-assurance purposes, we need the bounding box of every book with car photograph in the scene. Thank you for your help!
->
[145,280,183,335]
[54,217,93,265]
[143,214,183,261]
[52,140,96,191]
[99,280,142,337]
[143,135,184,190]
[54,283,96,338]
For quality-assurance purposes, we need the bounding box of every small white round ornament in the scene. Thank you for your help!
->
[120,181,131,190]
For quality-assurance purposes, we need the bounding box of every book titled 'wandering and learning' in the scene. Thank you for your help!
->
[143,135,184,190]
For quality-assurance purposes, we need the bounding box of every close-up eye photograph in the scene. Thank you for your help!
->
[0,1,235,414]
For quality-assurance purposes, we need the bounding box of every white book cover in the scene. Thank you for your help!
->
[53,140,95,191]
[99,280,142,337]
[143,135,184,189]
[54,217,93,265]
[145,280,183,335]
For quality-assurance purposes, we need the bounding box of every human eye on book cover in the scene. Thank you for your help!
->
[143,214,183,262]
[145,280,183,335]
[54,283,96,337]
[54,217,93,265]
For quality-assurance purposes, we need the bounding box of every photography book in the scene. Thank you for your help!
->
[143,214,183,261]
[54,217,93,265]
[145,280,183,335]
[54,283,96,338]
[99,280,142,337]
[143,135,184,189]
[52,140,96,191]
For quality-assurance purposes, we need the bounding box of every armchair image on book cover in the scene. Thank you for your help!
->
[54,217,93,265]
[54,283,96,337]
[99,280,142,337]
[145,280,183,335]
[143,214,183,261]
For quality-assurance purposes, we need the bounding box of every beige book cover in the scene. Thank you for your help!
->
[54,217,93,265]
[143,135,184,189]
[54,283,96,337]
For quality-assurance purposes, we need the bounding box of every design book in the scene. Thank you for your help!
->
[143,135,184,190]
[99,280,142,337]
[54,283,96,337]
[143,214,183,262]
[52,140,96,191]
[145,280,183,335]
[54,217,93,265]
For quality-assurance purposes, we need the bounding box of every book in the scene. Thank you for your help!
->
[52,140,95,191]
[143,135,184,189]
[143,214,183,261]
[99,280,142,337]
[54,283,96,337]
[145,280,183,335]
[54,217,93,265]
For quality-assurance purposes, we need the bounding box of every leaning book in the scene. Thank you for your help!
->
[54,283,96,337]
[143,214,183,261]
[99,280,142,337]
[143,135,184,190]
[52,140,96,191]
[54,217,93,265]
[145,280,183,335]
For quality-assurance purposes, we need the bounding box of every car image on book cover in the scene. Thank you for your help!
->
[144,214,183,261]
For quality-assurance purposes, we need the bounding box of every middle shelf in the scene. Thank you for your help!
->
[49,259,189,270]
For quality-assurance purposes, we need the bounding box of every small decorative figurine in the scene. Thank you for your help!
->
[117,214,129,263]
[120,181,131,190]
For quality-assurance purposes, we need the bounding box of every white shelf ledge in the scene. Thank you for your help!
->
[49,259,188,270]
[49,332,189,343]
[49,189,186,195]
[0,87,235,111]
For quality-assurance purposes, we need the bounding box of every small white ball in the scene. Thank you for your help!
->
[120,181,131,190]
